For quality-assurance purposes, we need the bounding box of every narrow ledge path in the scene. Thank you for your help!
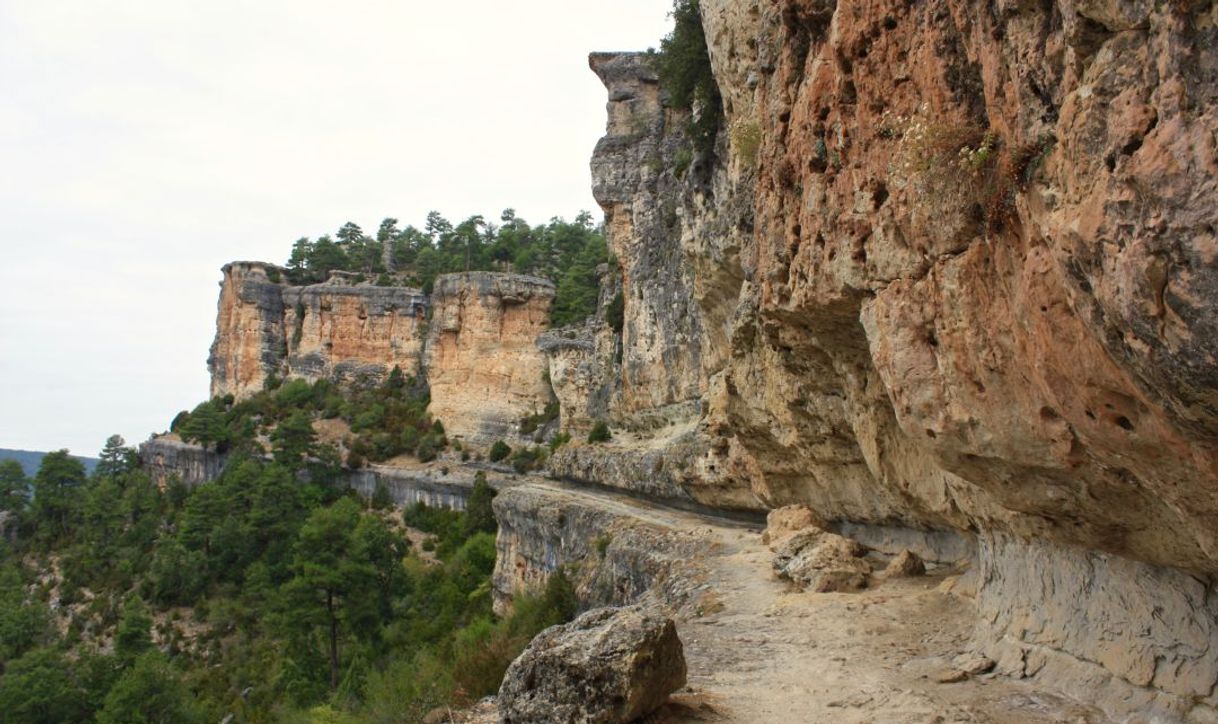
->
[504,477,1104,723]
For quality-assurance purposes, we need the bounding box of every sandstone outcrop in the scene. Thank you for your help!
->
[497,605,687,724]
[425,272,556,447]
[208,264,427,399]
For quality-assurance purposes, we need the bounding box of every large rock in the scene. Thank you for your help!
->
[772,527,871,593]
[498,605,687,724]
[491,484,714,617]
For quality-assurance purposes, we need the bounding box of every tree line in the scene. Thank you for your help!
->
[284,210,610,328]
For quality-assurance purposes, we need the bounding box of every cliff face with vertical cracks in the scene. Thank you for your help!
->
[553,0,1218,717]
[208,264,428,398]
[208,262,288,399]
[207,266,551,449]
[283,279,428,389]
[424,272,556,446]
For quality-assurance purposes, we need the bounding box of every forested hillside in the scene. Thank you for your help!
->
[0,419,576,721]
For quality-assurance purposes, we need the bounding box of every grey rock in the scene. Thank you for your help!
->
[498,605,686,724]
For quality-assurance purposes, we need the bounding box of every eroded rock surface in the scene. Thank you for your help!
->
[573,0,1218,713]
[490,482,718,617]
[208,263,427,398]
[425,272,555,447]
[497,605,687,724]
[139,436,227,488]
[282,279,427,388]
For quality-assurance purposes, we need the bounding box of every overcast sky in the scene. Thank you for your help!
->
[0,0,672,457]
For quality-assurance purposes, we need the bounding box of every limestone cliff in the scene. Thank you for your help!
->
[283,277,427,388]
[208,265,427,398]
[552,0,1218,717]
[425,272,556,446]
[208,262,288,399]
[140,436,228,488]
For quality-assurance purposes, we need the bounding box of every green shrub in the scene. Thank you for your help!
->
[594,534,612,559]
[416,436,439,463]
[604,291,625,335]
[549,432,571,453]
[371,481,393,510]
[587,421,612,444]
[651,0,723,158]
[509,447,545,474]
[488,440,511,463]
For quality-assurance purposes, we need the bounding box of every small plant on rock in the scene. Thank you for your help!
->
[489,440,511,463]
[587,421,612,444]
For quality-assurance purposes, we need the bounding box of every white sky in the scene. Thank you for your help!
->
[0,0,672,457]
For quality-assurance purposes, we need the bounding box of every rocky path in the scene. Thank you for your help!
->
[665,527,1102,723]
[507,478,1103,723]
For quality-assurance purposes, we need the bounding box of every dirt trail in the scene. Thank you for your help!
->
[512,479,1104,723]
[667,527,1101,723]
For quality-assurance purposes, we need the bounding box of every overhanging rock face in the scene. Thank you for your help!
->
[565,0,1218,716]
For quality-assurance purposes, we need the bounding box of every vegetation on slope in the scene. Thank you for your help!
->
[171,369,446,469]
[283,210,610,328]
[0,441,576,722]
[651,0,723,159]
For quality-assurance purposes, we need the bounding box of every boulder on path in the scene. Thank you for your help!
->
[498,605,687,724]
[773,528,871,592]
[761,504,826,549]
[883,549,926,577]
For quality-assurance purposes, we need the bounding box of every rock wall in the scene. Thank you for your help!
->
[208,266,428,398]
[208,262,288,399]
[206,265,558,449]
[491,484,714,617]
[425,272,556,447]
[283,281,427,388]
[590,52,707,420]
[139,436,228,488]
[571,0,1218,715]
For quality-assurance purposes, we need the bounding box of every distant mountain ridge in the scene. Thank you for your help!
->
[0,448,99,476]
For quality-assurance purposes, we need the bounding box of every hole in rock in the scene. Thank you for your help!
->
[1115,416,1135,431]
[873,183,889,208]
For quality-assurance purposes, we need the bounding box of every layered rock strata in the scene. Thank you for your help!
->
[491,483,716,617]
[282,281,427,389]
[208,264,427,399]
[589,52,707,419]
[425,272,557,446]
[208,262,288,399]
